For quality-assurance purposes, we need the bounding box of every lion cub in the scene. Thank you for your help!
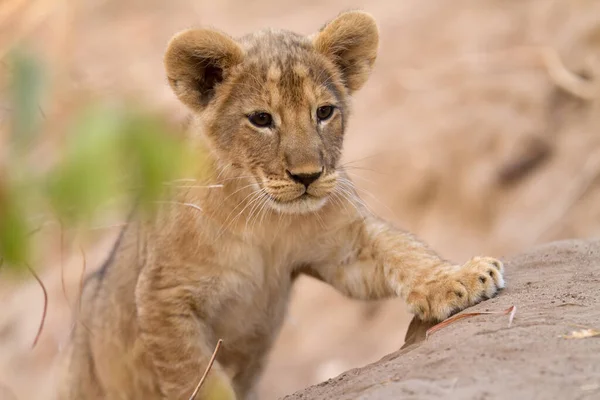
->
[58,11,505,400]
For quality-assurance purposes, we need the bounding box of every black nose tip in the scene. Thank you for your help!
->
[287,169,323,188]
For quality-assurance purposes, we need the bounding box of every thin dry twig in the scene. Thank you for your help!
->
[162,183,224,189]
[60,220,69,305]
[189,339,223,400]
[28,219,126,234]
[560,328,600,339]
[568,323,595,329]
[78,245,86,309]
[426,305,516,339]
[156,201,204,213]
[27,264,48,349]
[75,245,93,336]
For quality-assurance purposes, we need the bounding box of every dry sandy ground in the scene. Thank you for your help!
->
[1,1,600,399]
[285,239,600,400]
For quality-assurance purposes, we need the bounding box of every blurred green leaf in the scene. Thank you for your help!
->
[46,105,122,224]
[2,47,199,272]
[46,105,190,223]
[0,182,30,268]
[119,113,188,213]
[9,49,44,153]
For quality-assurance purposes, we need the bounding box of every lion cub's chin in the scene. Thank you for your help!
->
[267,194,329,215]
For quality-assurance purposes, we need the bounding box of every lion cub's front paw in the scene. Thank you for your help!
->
[406,257,505,322]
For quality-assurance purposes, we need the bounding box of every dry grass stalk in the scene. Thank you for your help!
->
[189,339,223,400]
[27,264,47,349]
[60,221,68,305]
[426,305,516,339]
[560,328,600,339]
[75,245,93,336]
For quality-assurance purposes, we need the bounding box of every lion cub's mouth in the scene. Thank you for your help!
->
[265,192,330,214]
[259,173,338,214]
[271,192,320,203]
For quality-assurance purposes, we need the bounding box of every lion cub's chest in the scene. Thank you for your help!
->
[207,240,299,342]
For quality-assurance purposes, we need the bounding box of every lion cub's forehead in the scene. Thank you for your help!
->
[239,29,313,63]
[233,29,342,105]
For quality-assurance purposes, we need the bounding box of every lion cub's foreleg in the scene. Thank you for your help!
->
[313,216,505,322]
[136,263,237,400]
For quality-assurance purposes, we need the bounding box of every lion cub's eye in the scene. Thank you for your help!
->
[316,105,334,122]
[248,112,273,128]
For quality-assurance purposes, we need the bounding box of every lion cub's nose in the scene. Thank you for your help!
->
[286,169,323,188]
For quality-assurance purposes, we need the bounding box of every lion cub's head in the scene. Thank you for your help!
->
[164,11,378,214]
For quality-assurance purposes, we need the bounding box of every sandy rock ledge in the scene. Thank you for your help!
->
[283,239,600,400]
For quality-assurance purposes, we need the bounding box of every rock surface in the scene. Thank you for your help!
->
[284,239,600,400]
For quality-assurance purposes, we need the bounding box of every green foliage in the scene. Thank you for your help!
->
[1,50,193,271]
[9,49,44,154]
[47,106,123,224]
[117,111,191,214]
[0,183,30,268]
[45,105,189,223]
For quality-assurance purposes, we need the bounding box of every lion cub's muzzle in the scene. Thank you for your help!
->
[286,168,323,188]
[260,168,338,213]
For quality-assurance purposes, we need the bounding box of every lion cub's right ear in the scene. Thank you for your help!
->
[313,11,379,94]
[164,29,244,111]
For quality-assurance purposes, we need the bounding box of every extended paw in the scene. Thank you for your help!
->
[406,257,505,321]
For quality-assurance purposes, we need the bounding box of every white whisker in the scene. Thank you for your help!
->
[329,190,351,215]
[334,178,370,216]
[156,201,203,213]
[344,171,376,186]
[216,175,256,184]
[163,184,224,189]
[338,176,392,217]
[250,193,271,232]
[222,182,260,203]
[215,189,264,240]
[339,152,387,167]
[313,208,326,229]
[245,191,269,232]
[340,165,391,176]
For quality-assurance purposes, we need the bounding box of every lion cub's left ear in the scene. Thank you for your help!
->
[313,11,379,93]
[164,28,244,111]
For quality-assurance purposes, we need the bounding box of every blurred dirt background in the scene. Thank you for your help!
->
[0,0,599,399]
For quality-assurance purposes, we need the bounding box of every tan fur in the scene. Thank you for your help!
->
[58,11,505,400]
